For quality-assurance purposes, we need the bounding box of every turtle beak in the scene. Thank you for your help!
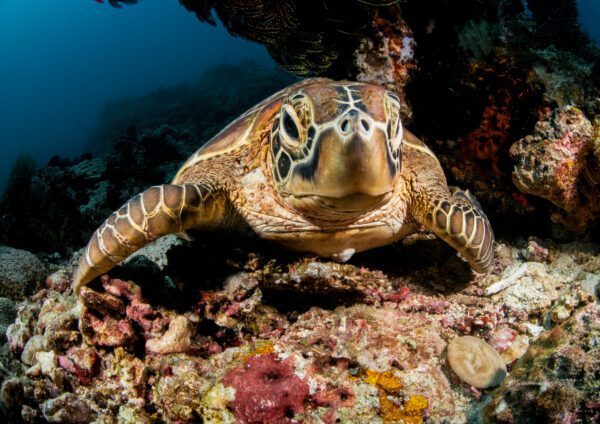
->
[343,133,387,196]
[288,112,397,202]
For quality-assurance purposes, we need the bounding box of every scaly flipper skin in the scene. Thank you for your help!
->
[72,183,220,294]
[416,188,494,273]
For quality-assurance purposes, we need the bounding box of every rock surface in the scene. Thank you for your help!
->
[511,106,599,232]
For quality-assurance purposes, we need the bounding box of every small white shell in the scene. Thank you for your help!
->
[447,336,507,388]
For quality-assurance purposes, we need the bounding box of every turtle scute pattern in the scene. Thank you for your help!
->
[73,184,213,293]
[447,336,507,389]
[425,188,494,273]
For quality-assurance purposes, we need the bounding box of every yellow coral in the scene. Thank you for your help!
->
[364,369,384,386]
[240,342,274,362]
[363,370,428,424]
[376,371,403,393]
[404,395,429,415]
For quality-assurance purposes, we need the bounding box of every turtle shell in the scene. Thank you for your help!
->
[172,78,330,183]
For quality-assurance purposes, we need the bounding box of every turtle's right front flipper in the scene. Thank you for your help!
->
[72,183,223,294]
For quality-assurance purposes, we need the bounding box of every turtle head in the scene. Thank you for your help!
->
[270,82,403,215]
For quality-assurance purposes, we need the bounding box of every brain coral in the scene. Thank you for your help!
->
[0,246,44,300]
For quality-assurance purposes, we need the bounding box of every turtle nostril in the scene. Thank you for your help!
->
[360,118,370,132]
[340,118,350,134]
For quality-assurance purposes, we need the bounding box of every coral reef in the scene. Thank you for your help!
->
[3,2,600,421]
[0,247,44,300]
[0,234,597,422]
[400,0,599,235]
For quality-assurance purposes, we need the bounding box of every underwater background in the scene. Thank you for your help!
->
[1,0,599,191]
[0,1,599,423]
[0,0,274,191]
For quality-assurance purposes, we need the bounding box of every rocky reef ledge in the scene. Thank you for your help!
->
[0,235,597,423]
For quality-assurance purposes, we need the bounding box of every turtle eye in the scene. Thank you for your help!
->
[283,111,299,140]
[384,91,403,150]
[279,105,302,149]
[389,116,403,151]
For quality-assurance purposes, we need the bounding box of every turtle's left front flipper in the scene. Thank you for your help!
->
[72,183,224,294]
[413,188,494,273]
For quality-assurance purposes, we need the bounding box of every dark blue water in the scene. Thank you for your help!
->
[578,0,600,43]
[0,1,271,189]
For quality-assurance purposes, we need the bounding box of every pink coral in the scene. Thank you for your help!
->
[314,385,356,423]
[79,286,138,348]
[81,311,137,347]
[488,328,518,353]
[223,353,310,423]
[101,276,142,301]
[58,346,100,385]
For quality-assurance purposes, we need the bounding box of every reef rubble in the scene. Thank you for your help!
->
[0,235,597,422]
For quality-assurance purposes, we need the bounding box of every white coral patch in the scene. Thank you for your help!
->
[400,36,415,63]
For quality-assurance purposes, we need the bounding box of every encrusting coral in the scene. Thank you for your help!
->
[483,303,600,423]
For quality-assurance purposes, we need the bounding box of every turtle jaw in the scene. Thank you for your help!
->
[308,191,393,212]
[286,191,393,219]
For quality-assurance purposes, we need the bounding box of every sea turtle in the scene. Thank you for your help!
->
[73,78,494,293]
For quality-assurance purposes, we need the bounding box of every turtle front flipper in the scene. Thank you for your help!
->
[413,188,494,273]
[72,183,224,294]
